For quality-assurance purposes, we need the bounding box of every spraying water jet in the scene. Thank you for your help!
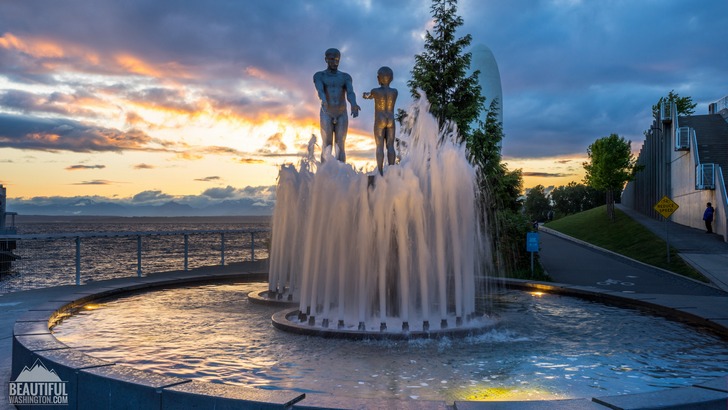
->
[262,94,495,338]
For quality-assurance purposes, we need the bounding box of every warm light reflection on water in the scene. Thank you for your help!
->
[53,281,728,403]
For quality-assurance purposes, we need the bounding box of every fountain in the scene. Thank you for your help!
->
[264,94,494,337]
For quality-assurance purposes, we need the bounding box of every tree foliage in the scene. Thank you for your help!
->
[471,99,522,209]
[524,184,551,223]
[583,134,640,220]
[408,0,527,276]
[550,182,605,217]
[651,90,697,118]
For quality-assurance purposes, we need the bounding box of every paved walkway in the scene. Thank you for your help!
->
[538,229,727,296]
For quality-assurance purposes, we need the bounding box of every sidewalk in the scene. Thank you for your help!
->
[617,204,728,291]
[538,228,727,296]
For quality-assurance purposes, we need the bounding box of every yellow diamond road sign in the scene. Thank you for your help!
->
[654,196,679,218]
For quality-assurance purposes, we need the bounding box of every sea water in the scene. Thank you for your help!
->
[0,216,270,293]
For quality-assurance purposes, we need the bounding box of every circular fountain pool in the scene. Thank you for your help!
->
[52,281,728,403]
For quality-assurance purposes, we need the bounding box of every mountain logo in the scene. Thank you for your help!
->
[9,358,68,406]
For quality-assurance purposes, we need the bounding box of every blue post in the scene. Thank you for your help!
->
[75,237,81,286]
[526,232,540,276]
[137,235,142,277]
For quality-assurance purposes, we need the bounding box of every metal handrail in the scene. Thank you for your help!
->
[676,126,692,150]
[0,228,270,289]
[716,165,728,243]
[715,95,728,112]
[718,165,727,198]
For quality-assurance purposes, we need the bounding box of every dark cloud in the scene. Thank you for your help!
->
[459,1,728,157]
[202,185,236,199]
[0,113,153,152]
[0,89,102,119]
[132,190,173,203]
[9,185,278,215]
[133,163,154,169]
[71,179,113,185]
[66,164,106,171]
[522,172,572,178]
[195,176,221,182]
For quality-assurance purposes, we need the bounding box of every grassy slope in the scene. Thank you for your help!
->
[544,205,707,282]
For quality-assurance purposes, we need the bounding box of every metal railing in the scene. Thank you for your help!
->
[675,126,692,151]
[714,95,728,113]
[0,228,270,293]
[716,165,728,243]
[696,163,716,190]
[660,101,673,122]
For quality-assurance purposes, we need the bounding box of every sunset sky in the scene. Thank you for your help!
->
[1,0,727,213]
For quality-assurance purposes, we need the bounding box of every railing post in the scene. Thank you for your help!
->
[220,232,225,266]
[251,232,255,262]
[184,234,189,271]
[75,236,81,286]
[137,235,142,277]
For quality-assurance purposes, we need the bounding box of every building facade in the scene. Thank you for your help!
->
[622,95,728,241]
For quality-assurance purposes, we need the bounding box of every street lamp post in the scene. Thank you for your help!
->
[650,126,671,264]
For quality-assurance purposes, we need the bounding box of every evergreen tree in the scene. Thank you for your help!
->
[408,0,483,141]
[407,0,528,276]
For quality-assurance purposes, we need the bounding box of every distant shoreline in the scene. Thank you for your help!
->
[12,215,272,224]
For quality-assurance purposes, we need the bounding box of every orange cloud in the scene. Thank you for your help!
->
[114,53,193,80]
[125,111,146,127]
[0,33,64,59]
[115,54,162,77]
[237,157,266,164]
[27,132,61,143]
[176,151,203,160]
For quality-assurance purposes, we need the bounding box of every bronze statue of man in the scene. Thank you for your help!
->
[313,48,360,163]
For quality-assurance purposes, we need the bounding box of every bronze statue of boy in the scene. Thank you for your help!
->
[313,48,360,163]
[363,66,398,175]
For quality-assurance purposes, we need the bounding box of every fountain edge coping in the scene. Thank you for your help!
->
[9,270,728,410]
